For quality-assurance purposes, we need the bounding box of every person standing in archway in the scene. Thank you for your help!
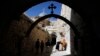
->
[45,39,51,53]
[40,40,44,54]
[51,32,57,45]
[60,32,67,51]
[35,39,40,54]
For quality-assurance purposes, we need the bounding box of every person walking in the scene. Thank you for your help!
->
[35,39,40,54]
[40,40,44,54]
[45,39,51,53]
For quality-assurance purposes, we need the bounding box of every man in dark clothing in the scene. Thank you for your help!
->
[51,33,57,45]
[46,39,51,47]
[45,39,51,52]
[56,41,60,50]
[35,39,40,54]
[40,40,44,54]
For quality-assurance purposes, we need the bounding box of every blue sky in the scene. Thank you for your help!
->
[24,1,61,21]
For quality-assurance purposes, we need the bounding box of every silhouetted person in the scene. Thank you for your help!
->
[35,39,40,54]
[46,39,51,47]
[51,33,57,45]
[40,40,44,54]
[56,41,60,50]
[45,39,51,52]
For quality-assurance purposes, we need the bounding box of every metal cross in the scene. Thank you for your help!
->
[48,3,56,14]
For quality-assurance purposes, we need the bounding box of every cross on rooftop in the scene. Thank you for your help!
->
[48,3,56,14]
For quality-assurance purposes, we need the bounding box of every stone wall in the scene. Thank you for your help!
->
[70,10,86,55]
[1,14,50,56]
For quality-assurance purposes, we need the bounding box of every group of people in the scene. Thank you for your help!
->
[34,32,57,54]
[35,39,53,54]
[35,39,44,54]
[55,32,67,51]
[35,32,67,54]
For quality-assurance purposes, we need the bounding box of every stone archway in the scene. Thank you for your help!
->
[26,14,80,56]
[26,14,79,37]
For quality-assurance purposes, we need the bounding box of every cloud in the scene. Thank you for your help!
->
[39,8,46,17]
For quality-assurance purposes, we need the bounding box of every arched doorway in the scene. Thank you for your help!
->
[25,14,79,56]
[20,1,83,56]
[1,0,98,56]
[26,14,79,37]
[14,0,83,56]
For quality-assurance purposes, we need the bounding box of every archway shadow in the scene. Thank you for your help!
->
[25,14,80,56]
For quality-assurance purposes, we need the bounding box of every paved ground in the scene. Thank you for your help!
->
[21,46,53,56]
[20,46,71,56]
[50,45,71,56]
